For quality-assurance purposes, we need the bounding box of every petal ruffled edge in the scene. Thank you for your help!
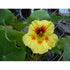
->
[47,34,58,48]
[22,34,51,54]
[28,20,54,35]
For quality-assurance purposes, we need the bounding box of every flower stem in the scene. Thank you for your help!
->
[58,53,63,61]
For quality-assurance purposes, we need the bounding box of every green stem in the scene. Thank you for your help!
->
[58,53,63,61]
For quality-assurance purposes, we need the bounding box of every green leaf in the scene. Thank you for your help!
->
[0,25,26,49]
[63,36,70,61]
[55,37,65,50]
[0,30,26,61]
[27,10,50,24]
[52,37,65,55]
[54,36,70,60]
[10,22,28,31]
[0,9,14,25]
[52,47,61,55]
[52,36,67,55]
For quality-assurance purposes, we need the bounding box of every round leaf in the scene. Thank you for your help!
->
[0,9,14,25]
[0,30,26,61]
[27,10,50,24]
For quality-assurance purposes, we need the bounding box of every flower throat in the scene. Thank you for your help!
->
[35,25,46,37]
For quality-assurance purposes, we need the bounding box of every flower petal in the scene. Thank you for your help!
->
[46,21,54,34]
[23,34,38,52]
[23,34,32,46]
[28,20,54,35]
[23,34,51,54]
[47,34,58,48]
[37,40,51,54]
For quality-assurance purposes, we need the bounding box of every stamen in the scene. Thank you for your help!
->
[38,31,43,36]
[32,37,36,40]
[38,41,42,44]
[45,37,49,41]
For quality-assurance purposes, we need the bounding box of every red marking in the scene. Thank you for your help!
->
[35,27,40,34]
[35,25,46,34]
[6,24,9,26]
[32,37,36,40]
[45,37,49,41]
[41,25,46,32]
[38,41,42,44]
[0,24,9,26]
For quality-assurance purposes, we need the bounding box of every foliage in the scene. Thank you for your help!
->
[54,37,64,50]
[10,22,28,31]
[27,10,50,24]
[0,25,26,49]
[52,36,70,61]
[63,36,70,61]
[52,36,65,55]
[0,30,26,61]
[52,15,70,22]
[52,47,61,55]
[0,9,14,25]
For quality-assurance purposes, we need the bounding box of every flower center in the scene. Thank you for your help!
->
[35,25,46,37]
[37,29,44,36]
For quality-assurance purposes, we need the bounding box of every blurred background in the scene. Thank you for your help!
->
[9,9,70,19]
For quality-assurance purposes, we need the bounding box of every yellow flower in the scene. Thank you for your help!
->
[23,20,58,54]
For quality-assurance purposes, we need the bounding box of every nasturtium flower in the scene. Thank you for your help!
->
[23,20,58,54]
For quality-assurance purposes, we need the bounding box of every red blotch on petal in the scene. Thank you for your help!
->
[35,27,40,34]
[41,25,46,32]
[32,37,36,40]
[38,41,42,44]
[45,37,49,41]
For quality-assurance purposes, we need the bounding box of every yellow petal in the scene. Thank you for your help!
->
[46,21,54,34]
[29,20,40,30]
[47,34,58,48]
[23,34,50,54]
[23,34,38,51]
[23,34,32,46]
[37,40,50,54]
[28,20,54,35]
